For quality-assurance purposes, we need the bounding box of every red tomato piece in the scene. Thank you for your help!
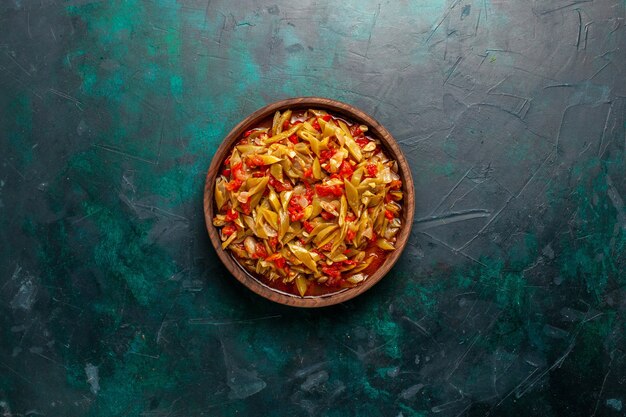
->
[225,209,239,222]
[303,221,315,233]
[225,178,243,191]
[355,137,369,147]
[247,156,265,168]
[320,211,335,220]
[390,180,402,190]
[254,243,268,259]
[274,256,286,270]
[346,229,356,241]
[268,236,278,251]
[385,210,394,220]
[322,265,341,279]
[304,184,314,203]
[241,201,251,215]
[311,119,321,131]
[232,162,246,181]
[350,125,362,136]
[288,194,307,222]
[320,243,333,252]
[288,134,299,144]
[366,164,378,177]
[338,161,354,178]
[319,149,335,162]
[268,175,292,192]
[315,184,343,198]
[222,224,236,237]
[288,208,304,222]
[322,114,332,122]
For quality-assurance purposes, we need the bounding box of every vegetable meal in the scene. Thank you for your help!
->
[213,108,404,297]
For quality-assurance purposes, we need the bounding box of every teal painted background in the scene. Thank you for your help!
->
[1,0,625,416]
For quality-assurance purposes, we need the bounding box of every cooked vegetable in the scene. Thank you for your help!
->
[213,109,404,297]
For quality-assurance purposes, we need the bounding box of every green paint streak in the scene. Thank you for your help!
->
[169,75,183,99]
[92,205,173,306]
[397,404,429,417]
[6,94,33,168]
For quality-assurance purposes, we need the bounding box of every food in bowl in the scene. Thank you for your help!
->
[212,108,404,297]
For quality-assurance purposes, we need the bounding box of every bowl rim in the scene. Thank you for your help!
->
[203,97,415,307]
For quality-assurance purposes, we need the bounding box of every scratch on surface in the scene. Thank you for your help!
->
[443,56,462,85]
[474,8,481,35]
[93,144,159,165]
[447,333,481,380]
[583,22,591,50]
[4,52,31,77]
[50,26,57,41]
[457,195,513,251]
[217,14,227,48]
[188,315,282,325]
[4,159,26,180]
[132,203,189,221]
[122,174,136,193]
[515,150,555,198]
[128,351,160,359]
[590,61,610,80]
[582,312,604,323]
[420,231,487,267]
[574,9,582,48]
[0,360,34,385]
[425,0,462,43]
[203,0,212,28]
[48,88,83,110]
[597,102,613,157]
[415,209,491,231]
[448,182,482,211]
[578,141,592,156]
[493,367,538,408]
[537,0,593,15]
[31,350,69,370]
[372,76,395,116]
[364,4,380,58]
[606,175,626,229]
[544,83,573,89]
[515,338,576,399]
[397,127,452,147]
[487,76,509,93]
[591,354,614,417]
[342,338,396,360]
[486,77,532,117]
[457,151,555,251]
[27,12,32,39]
[430,167,472,215]
[402,316,442,347]
[72,208,104,224]
[431,397,467,413]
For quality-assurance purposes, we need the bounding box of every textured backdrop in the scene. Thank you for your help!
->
[1,0,625,416]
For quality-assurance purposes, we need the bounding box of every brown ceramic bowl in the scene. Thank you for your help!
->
[203,97,414,307]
